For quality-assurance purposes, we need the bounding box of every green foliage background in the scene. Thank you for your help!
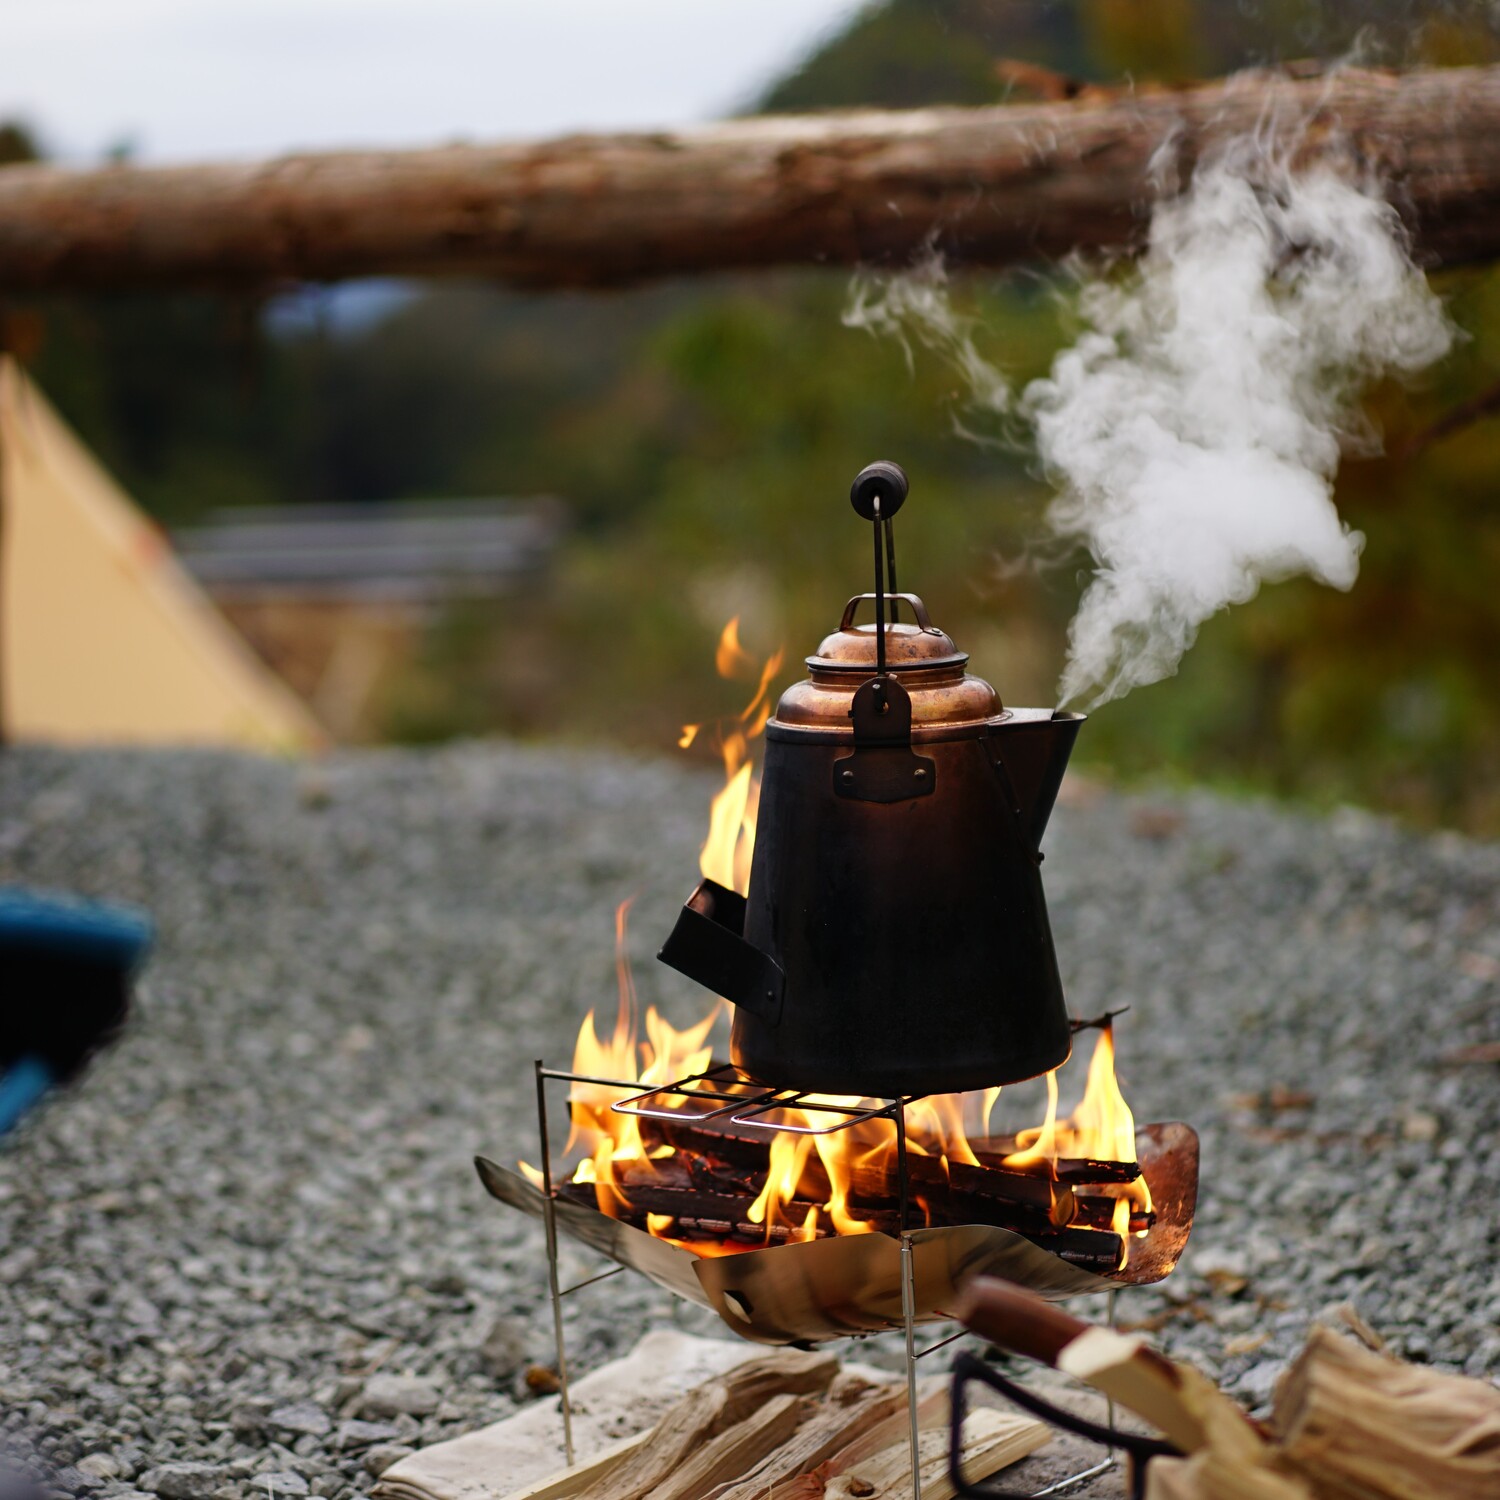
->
[6,1,1500,830]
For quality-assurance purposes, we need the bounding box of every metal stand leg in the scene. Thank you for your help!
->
[902,1233,923,1500]
[536,1060,576,1467]
[1104,1287,1118,1449]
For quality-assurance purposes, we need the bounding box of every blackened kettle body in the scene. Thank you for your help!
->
[658,465,1083,1098]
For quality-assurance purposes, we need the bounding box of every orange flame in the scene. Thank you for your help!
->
[1002,1069,1060,1175]
[693,619,783,896]
[747,1130,815,1240]
[527,977,1152,1263]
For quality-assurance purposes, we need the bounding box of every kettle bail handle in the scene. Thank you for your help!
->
[840,592,936,633]
[851,460,910,647]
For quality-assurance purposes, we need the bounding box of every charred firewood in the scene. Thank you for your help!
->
[561,1171,1125,1271]
[971,1138,1144,1185]
[1073,1194,1156,1234]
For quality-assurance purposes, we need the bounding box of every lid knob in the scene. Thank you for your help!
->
[849,460,908,521]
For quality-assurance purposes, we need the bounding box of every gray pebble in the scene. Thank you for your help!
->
[331,1425,399,1454]
[266,1408,330,1442]
[256,1476,309,1499]
[74,1459,121,1483]
[356,1379,438,1421]
[477,1319,526,1383]
[138,1465,226,1500]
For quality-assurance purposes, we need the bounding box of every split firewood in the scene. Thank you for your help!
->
[821,1410,1051,1500]
[959,1280,1500,1500]
[1271,1323,1500,1500]
[641,1392,810,1500]
[572,1350,836,1500]
[748,1387,1047,1500]
[708,1379,910,1500]
[814,1386,950,1478]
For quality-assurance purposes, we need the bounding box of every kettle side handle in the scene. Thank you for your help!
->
[657,879,785,1026]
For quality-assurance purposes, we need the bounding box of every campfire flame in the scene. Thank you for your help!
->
[692,617,782,896]
[522,618,1153,1271]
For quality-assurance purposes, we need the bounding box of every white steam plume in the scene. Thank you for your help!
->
[845,142,1453,708]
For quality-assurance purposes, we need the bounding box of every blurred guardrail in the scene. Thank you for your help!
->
[173,497,566,739]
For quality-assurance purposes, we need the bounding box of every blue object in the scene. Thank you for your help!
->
[0,1056,56,1136]
[0,889,153,973]
[0,887,153,1137]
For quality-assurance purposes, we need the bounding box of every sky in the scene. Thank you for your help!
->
[1,0,865,165]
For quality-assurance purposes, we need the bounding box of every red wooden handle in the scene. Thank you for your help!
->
[951,1278,1093,1367]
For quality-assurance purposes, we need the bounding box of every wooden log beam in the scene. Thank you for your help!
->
[1,64,1499,294]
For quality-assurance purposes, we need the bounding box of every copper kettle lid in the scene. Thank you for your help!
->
[807,592,968,673]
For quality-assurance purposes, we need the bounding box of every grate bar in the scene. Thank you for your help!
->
[603,1061,926,1136]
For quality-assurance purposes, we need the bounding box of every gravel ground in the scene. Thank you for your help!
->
[1,743,1497,1500]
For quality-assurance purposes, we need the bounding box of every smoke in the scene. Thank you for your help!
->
[844,142,1453,708]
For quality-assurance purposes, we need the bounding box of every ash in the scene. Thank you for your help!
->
[1,745,1497,1500]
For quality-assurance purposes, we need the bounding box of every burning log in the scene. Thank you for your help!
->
[970,1138,1144,1186]
[3,64,1500,293]
[560,1174,1126,1272]
[578,1109,1148,1267]
[636,1114,1144,1195]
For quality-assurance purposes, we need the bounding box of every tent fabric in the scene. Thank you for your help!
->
[0,356,322,750]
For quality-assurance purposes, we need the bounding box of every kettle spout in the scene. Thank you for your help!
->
[994,711,1086,851]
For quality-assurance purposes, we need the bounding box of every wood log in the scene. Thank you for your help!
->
[567,1180,1126,1270]
[710,1379,909,1500]
[641,1393,810,1500]
[971,1140,1143,1186]
[852,1151,1077,1225]
[3,64,1500,293]
[1272,1324,1500,1500]
[571,1350,836,1500]
[823,1410,1052,1500]
[1072,1194,1155,1234]
[637,1114,1139,1197]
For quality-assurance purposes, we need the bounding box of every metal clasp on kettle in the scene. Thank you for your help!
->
[834,674,937,803]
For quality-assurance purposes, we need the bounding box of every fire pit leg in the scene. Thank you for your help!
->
[535,1059,576,1467]
[901,1232,923,1500]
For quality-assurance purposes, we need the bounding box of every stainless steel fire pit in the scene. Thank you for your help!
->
[475,1059,1199,1497]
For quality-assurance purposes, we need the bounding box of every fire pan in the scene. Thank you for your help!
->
[475,1121,1196,1346]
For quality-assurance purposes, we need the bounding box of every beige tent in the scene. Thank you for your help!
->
[0,356,323,749]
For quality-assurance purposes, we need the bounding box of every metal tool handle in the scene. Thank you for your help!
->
[850,461,910,660]
[849,460,908,520]
[948,1353,1180,1500]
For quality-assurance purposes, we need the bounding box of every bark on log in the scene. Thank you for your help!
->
[2,64,1500,294]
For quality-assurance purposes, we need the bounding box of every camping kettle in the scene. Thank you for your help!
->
[658,462,1083,1097]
